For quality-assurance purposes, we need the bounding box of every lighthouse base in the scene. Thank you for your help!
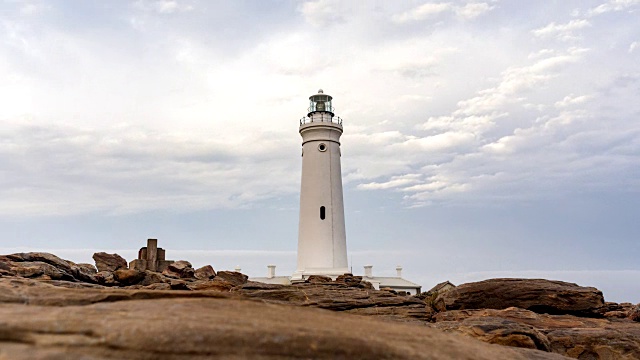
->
[291,267,351,282]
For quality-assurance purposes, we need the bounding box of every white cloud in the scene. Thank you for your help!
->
[554,94,592,108]
[587,0,640,16]
[133,0,193,14]
[454,2,493,20]
[358,174,422,190]
[392,2,452,23]
[299,0,345,27]
[392,2,493,23]
[532,19,591,41]
[630,41,639,53]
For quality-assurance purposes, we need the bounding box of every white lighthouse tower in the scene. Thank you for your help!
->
[292,89,349,280]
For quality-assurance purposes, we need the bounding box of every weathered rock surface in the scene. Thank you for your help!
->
[0,296,567,359]
[215,270,248,286]
[113,269,146,286]
[2,252,639,359]
[194,264,215,279]
[433,307,640,359]
[164,260,195,279]
[435,278,605,317]
[92,252,128,272]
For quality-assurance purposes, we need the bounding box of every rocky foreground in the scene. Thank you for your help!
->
[1,252,639,359]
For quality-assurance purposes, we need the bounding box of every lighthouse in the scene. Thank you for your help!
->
[292,89,349,280]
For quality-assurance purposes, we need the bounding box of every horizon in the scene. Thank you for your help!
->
[1,1,638,305]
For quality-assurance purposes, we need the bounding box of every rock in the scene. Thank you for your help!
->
[433,307,640,359]
[92,252,128,272]
[359,280,375,289]
[346,304,433,323]
[10,261,74,281]
[336,273,363,287]
[194,265,215,280]
[140,270,167,286]
[113,269,146,286]
[433,313,551,351]
[239,282,426,313]
[0,296,567,359]
[435,278,605,317]
[94,271,117,286]
[164,260,194,279]
[169,279,190,290]
[307,275,332,283]
[189,279,235,291]
[70,263,98,283]
[215,271,248,286]
[144,283,171,290]
[0,276,230,306]
[7,252,73,273]
[629,304,640,322]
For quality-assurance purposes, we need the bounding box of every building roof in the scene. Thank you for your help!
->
[249,276,292,285]
[366,276,422,289]
[428,281,456,293]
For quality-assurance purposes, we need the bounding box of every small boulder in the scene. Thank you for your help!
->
[164,261,195,279]
[194,265,216,280]
[358,280,375,290]
[629,304,640,322]
[93,252,128,272]
[95,271,117,286]
[215,271,248,286]
[113,269,146,286]
[169,279,190,290]
[336,274,363,287]
[140,270,167,286]
[307,275,332,284]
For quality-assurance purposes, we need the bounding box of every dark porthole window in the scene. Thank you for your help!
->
[318,143,327,152]
[320,206,326,220]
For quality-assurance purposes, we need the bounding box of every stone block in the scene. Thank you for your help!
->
[130,259,147,271]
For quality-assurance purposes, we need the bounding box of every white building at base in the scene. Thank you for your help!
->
[250,90,421,294]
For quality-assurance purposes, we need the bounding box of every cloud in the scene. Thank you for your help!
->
[392,2,493,23]
[298,0,345,27]
[587,0,640,16]
[392,2,453,23]
[630,41,639,53]
[358,174,422,190]
[532,19,591,41]
[554,94,593,108]
[0,122,300,217]
[133,0,193,14]
[454,2,493,20]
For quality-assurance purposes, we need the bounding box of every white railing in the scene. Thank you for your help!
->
[300,115,343,126]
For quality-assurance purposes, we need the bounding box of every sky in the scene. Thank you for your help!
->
[1,0,639,303]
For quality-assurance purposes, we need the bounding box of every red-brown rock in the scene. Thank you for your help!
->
[113,269,146,286]
[435,278,605,316]
[194,265,215,280]
[92,252,128,272]
[0,295,567,359]
[215,271,248,286]
[164,260,195,279]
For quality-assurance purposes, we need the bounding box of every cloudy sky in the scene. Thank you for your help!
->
[1,0,639,302]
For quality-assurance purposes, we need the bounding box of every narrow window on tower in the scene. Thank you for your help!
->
[320,206,326,220]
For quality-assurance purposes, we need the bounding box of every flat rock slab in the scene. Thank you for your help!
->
[0,297,568,360]
[435,278,604,317]
[433,307,640,359]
